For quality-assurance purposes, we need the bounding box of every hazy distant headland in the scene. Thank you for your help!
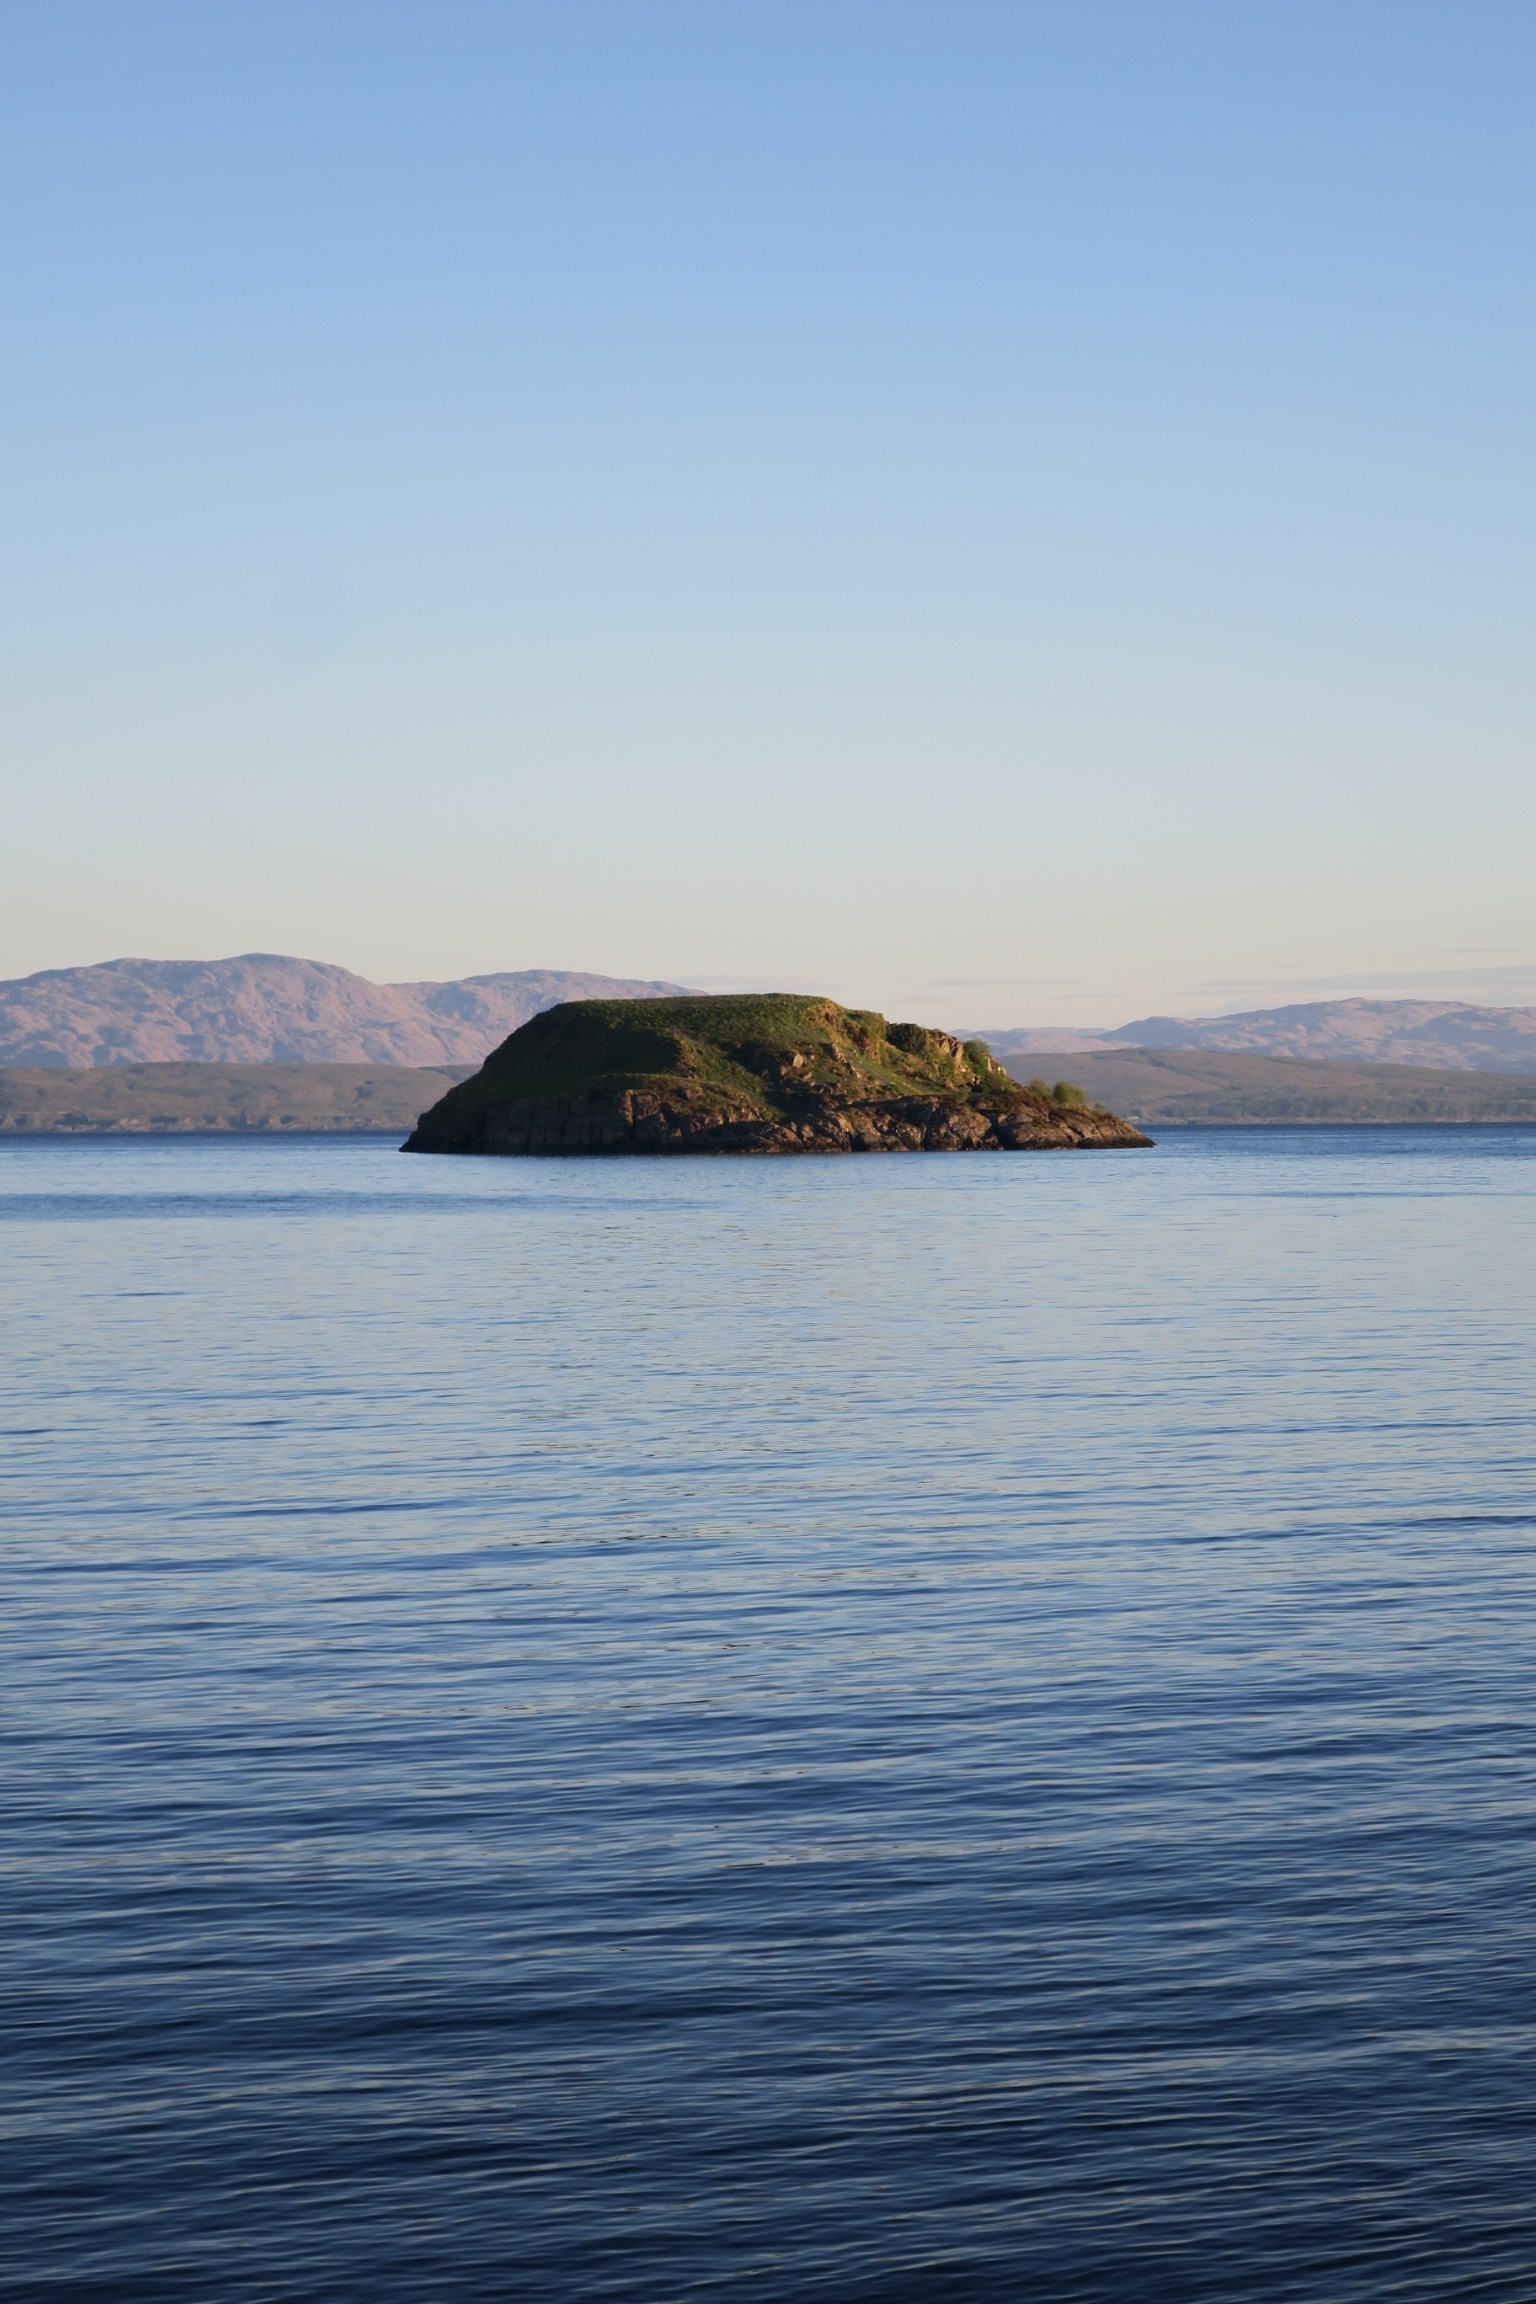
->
[978,997,1536,1074]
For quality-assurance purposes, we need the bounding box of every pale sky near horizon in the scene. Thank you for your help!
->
[2,1,1533,1027]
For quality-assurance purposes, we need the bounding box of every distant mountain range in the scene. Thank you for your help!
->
[8,962,1536,1079]
[0,955,690,1068]
[979,998,1536,1074]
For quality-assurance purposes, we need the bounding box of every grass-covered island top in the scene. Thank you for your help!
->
[404,994,1153,1156]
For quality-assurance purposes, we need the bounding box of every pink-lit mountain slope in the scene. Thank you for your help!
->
[974,999,1536,1074]
[0,955,691,1068]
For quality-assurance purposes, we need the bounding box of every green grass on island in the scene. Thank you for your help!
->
[460,993,1016,1102]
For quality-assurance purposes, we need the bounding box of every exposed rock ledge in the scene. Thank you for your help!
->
[405,995,1152,1157]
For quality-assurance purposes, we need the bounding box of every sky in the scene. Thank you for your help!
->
[2,0,1533,1027]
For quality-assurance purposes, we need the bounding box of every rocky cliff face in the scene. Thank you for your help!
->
[421,1083,1143,1154]
[405,996,1152,1157]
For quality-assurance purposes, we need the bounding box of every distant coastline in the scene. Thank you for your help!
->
[7,1052,1536,1133]
[0,1063,471,1135]
[1029,1048,1536,1128]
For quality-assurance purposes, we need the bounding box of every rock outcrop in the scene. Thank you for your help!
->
[404,995,1152,1156]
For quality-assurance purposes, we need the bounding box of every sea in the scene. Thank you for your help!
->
[5,1128,1536,2302]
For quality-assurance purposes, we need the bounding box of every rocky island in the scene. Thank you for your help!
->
[403,994,1153,1156]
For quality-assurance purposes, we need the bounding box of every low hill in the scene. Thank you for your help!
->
[978,997,1536,1073]
[1012,1048,1536,1126]
[0,955,691,1068]
[405,996,1151,1157]
[0,1062,473,1134]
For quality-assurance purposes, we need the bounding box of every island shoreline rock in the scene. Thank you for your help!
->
[403,995,1153,1157]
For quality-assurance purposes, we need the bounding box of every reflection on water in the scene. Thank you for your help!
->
[5,1130,1536,2300]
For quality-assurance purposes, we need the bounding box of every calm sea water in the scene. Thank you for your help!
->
[4,1129,1536,2302]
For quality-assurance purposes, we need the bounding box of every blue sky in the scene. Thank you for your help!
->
[2,1,1533,1023]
